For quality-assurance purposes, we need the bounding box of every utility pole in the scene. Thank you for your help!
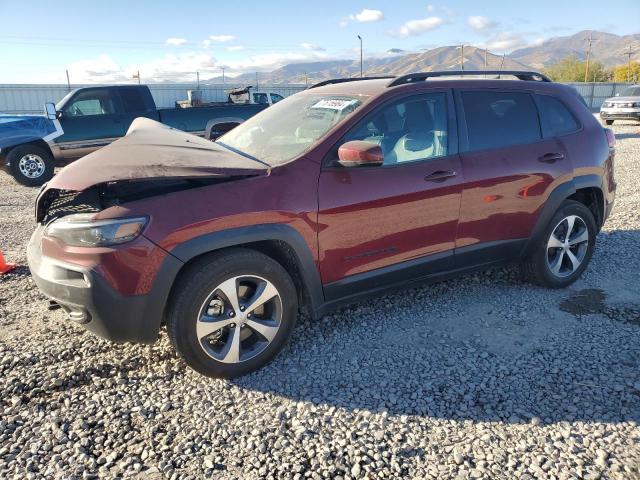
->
[196,71,200,89]
[255,72,258,89]
[65,70,71,92]
[357,35,363,78]
[304,72,308,87]
[498,53,506,78]
[484,48,488,70]
[132,70,141,84]
[221,66,225,84]
[584,32,594,83]
[625,45,635,83]
[460,44,464,71]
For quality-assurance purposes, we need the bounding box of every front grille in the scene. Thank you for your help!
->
[37,188,101,224]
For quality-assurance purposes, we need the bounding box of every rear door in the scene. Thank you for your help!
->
[55,88,126,160]
[116,87,159,132]
[454,89,574,266]
[318,91,463,299]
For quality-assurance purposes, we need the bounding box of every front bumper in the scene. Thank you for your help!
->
[600,108,640,121]
[27,227,183,344]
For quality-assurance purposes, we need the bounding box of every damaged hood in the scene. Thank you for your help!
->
[49,117,269,191]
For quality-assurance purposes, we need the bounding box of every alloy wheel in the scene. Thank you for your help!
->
[196,275,282,363]
[546,215,589,278]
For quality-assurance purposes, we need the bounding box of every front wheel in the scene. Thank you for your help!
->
[166,249,298,378]
[521,200,597,288]
[7,144,55,186]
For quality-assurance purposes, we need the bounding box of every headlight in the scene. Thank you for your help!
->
[45,214,148,247]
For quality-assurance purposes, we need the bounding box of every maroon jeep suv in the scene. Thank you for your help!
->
[28,71,616,378]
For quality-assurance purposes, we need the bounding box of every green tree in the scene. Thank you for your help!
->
[612,61,640,83]
[542,56,610,82]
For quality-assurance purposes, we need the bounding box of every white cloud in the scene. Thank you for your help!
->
[467,16,498,32]
[340,8,384,27]
[166,37,188,46]
[482,32,529,52]
[300,42,326,52]
[66,55,129,83]
[226,45,245,52]
[208,35,236,42]
[391,16,445,38]
[354,9,384,22]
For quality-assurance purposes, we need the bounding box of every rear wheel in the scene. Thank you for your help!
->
[521,200,596,288]
[7,144,55,186]
[605,119,614,125]
[166,249,298,378]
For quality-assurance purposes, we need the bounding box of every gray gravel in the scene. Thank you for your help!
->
[1,120,639,479]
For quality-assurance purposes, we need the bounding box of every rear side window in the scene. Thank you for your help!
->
[536,95,579,137]
[461,91,541,151]
[120,88,149,113]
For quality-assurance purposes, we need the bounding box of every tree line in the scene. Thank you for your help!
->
[542,56,640,83]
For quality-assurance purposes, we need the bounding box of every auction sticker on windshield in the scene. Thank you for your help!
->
[311,98,359,111]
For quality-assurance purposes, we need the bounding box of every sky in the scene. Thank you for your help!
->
[0,0,638,84]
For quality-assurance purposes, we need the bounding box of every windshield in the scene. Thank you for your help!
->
[621,86,640,97]
[217,93,366,165]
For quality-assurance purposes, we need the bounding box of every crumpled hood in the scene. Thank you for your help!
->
[0,114,57,149]
[49,117,269,191]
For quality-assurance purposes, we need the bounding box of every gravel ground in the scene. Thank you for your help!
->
[1,120,639,479]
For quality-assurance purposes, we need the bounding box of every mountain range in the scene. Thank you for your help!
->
[205,30,640,85]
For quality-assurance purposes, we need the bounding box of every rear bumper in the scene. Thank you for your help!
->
[27,228,183,344]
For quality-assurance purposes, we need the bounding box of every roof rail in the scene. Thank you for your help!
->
[308,76,395,89]
[387,70,551,87]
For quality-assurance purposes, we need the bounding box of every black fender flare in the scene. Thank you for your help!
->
[521,174,604,256]
[144,224,324,337]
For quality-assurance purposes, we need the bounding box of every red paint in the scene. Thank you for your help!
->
[34,78,616,301]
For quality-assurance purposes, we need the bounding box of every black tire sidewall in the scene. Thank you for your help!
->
[8,145,55,186]
[531,200,597,288]
[167,250,298,378]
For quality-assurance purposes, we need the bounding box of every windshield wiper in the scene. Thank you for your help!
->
[216,142,270,168]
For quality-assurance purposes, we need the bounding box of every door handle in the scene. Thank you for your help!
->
[538,153,564,163]
[424,170,457,182]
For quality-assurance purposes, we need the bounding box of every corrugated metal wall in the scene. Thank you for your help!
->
[0,82,635,114]
[565,83,634,109]
[0,83,307,114]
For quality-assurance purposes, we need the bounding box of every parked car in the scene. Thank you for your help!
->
[0,85,270,186]
[599,85,640,125]
[28,70,616,378]
[175,85,284,108]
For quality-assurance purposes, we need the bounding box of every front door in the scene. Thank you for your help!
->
[455,89,575,265]
[318,91,463,300]
[54,88,126,160]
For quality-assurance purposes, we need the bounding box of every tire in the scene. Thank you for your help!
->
[521,200,597,289]
[166,248,298,378]
[7,144,55,186]
[605,120,614,125]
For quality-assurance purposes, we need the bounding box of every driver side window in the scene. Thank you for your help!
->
[341,92,449,166]
[64,90,116,117]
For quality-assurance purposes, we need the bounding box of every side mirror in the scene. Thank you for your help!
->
[44,102,57,120]
[337,141,384,167]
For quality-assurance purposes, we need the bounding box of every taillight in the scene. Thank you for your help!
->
[604,128,616,149]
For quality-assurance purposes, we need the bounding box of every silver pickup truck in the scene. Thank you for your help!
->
[599,85,640,125]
